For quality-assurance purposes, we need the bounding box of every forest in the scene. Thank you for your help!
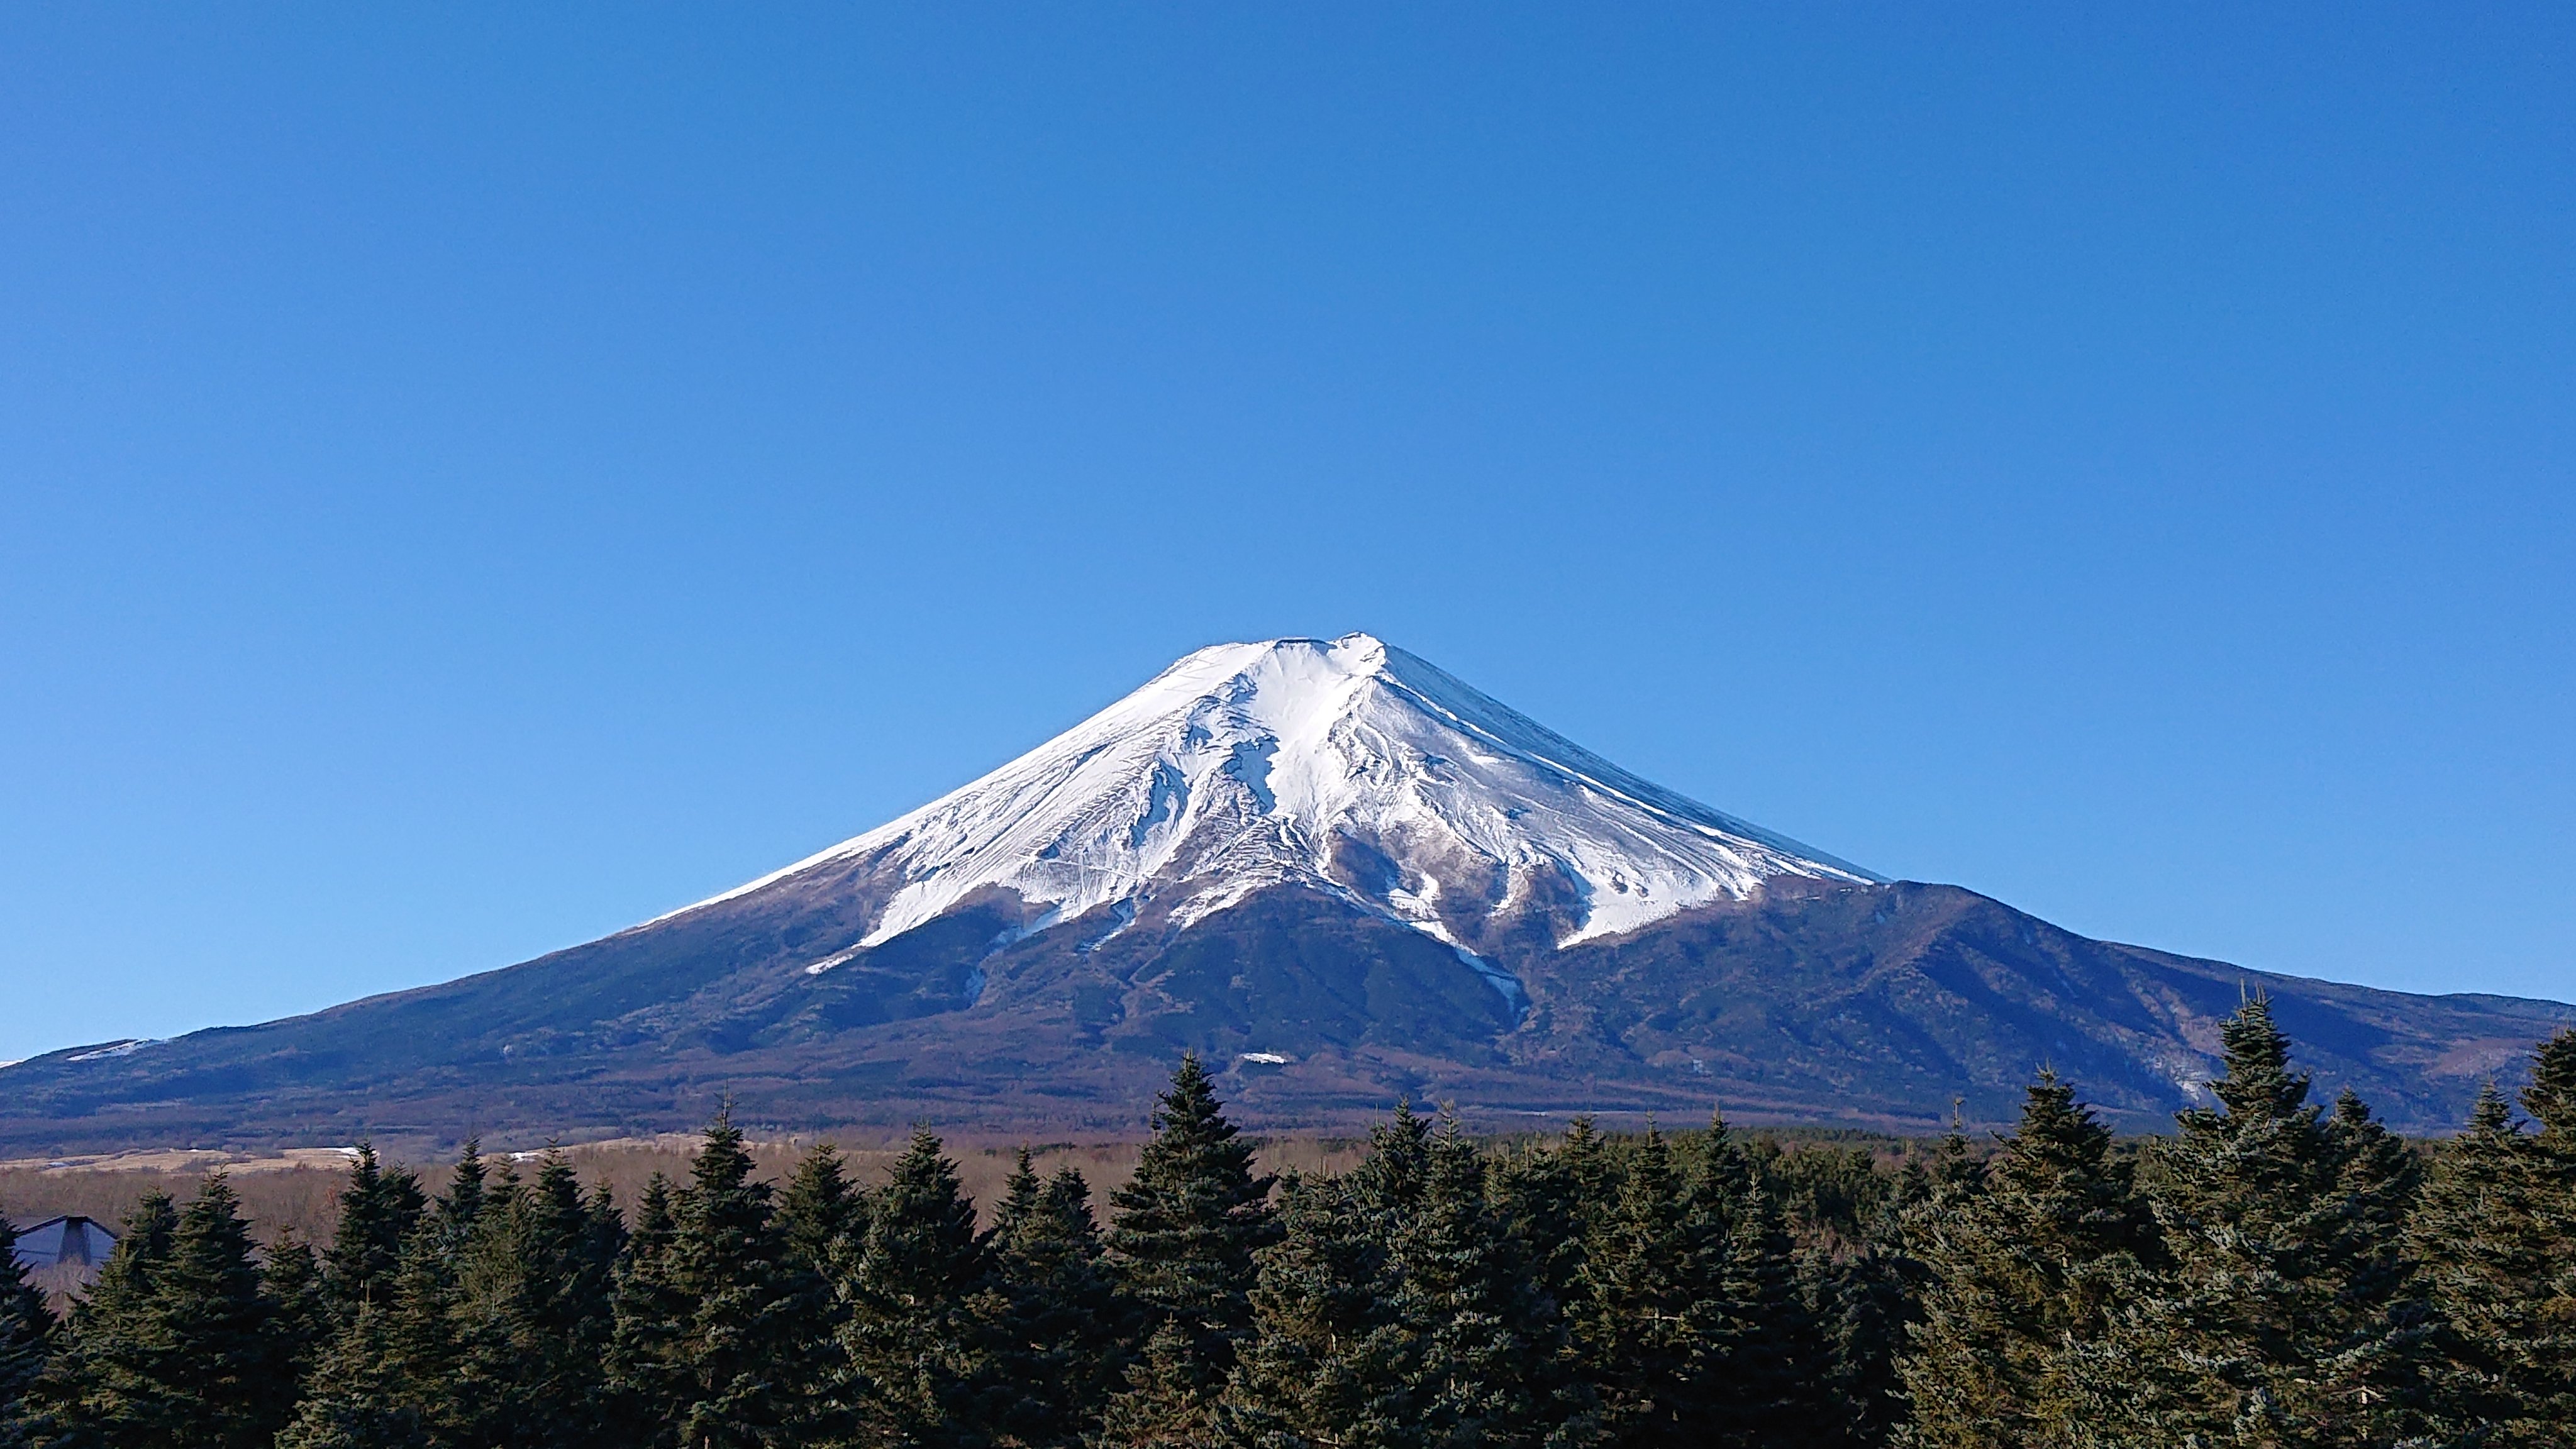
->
[0,995,2568,1448]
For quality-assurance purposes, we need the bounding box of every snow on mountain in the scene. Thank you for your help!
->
[670,633,1879,967]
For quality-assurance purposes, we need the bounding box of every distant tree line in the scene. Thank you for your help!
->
[0,997,2571,1447]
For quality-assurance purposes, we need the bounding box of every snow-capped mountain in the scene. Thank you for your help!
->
[672,633,1876,972]
[5,632,2566,1155]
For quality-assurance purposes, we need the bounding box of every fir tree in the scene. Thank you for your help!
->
[274,1301,432,1449]
[2130,995,2426,1447]
[611,1110,824,1448]
[325,1143,427,1319]
[779,1143,866,1282]
[448,1149,624,1448]
[606,1172,692,1443]
[0,1208,56,1449]
[1572,1123,1724,1447]
[28,1177,291,1449]
[434,1138,491,1245]
[1096,1322,1221,1449]
[23,1188,179,1448]
[2414,1032,2576,1445]
[1216,1169,1403,1448]
[1897,1070,2159,1448]
[843,1127,998,1447]
[1099,1055,1277,1443]
[263,1228,331,1390]
[985,1151,1123,1446]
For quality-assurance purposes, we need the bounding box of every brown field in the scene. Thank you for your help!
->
[0,1131,1389,1250]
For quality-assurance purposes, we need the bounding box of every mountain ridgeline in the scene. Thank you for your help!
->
[2,634,2563,1153]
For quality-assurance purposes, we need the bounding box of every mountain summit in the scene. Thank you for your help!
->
[681,633,1874,997]
[1,635,2565,1153]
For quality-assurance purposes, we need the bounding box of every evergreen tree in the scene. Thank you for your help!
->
[1099,1055,1277,1443]
[774,1144,865,1441]
[28,1177,291,1449]
[274,1301,432,1449]
[2129,996,2426,1447]
[1486,1116,1606,1391]
[607,1172,692,1442]
[1216,1169,1403,1448]
[23,1188,179,1448]
[0,1208,56,1449]
[2414,1032,2576,1445]
[325,1143,427,1319]
[448,1149,624,1448]
[780,1143,867,1282]
[985,1151,1123,1446]
[1898,1070,2159,1448]
[610,1110,823,1448]
[434,1139,491,1245]
[1096,1323,1221,1449]
[263,1228,331,1389]
[843,1128,999,1446]
[1406,1114,1585,1446]
[1572,1124,1723,1446]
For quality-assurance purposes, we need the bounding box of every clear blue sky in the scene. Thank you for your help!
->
[3,7,2569,1063]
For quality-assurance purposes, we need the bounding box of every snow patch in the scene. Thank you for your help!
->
[67,1039,161,1063]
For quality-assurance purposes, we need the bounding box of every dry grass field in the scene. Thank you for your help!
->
[0,1131,1388,1253]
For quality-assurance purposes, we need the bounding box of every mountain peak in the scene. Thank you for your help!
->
[670,634,1877,965]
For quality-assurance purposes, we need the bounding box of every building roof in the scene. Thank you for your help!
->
[13,1216,117,1270]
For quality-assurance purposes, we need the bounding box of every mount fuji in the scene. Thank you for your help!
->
[2,634,2565,1152]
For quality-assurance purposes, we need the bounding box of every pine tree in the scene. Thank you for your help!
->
[1897,1070,2160,1448]
[1215,1168,1404,1448]
[1572,1124,1723,1447]
[1099,1055,1277,1444]
[325,1143,427,1320]
[0,1208,56,1449]
[263,1228,331,1391]
[22,1188,179,1448]
[610,1111,824,1448]
[2414,1031,2576,1445]
[274,1301,432,1449]
[2130,996,2426,1447]
[448,1148,624,1448]
[27,1177,292,1449]
[843,1127,998,1446]
[984,1151,1123,1446]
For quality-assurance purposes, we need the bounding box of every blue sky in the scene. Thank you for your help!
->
[2,6,2569,1063]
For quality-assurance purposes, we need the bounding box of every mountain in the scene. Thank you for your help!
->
[1,633,2564,1153]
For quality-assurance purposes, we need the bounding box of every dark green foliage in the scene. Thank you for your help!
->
[985,1150,1123,1446]
[325,1143,426,1320]
[25,1028,2576,1449]
[1899,1070,2160,1447]
[24,1177,291,1449]
[263,1229,330,1387]
[2412,1030,2576,1445]
[608,1111,828,1448]
[2129,996,2428,1447]
[841,1128,999,1446]
[1101,1055,1278,1441]
[0,1210,55,1449]
[447,1149,625,1447]
[1224,1104,1589,1449]
[274,1302,431,1449]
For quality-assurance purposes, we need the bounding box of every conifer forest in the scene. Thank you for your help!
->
[3,997,2573,1449]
